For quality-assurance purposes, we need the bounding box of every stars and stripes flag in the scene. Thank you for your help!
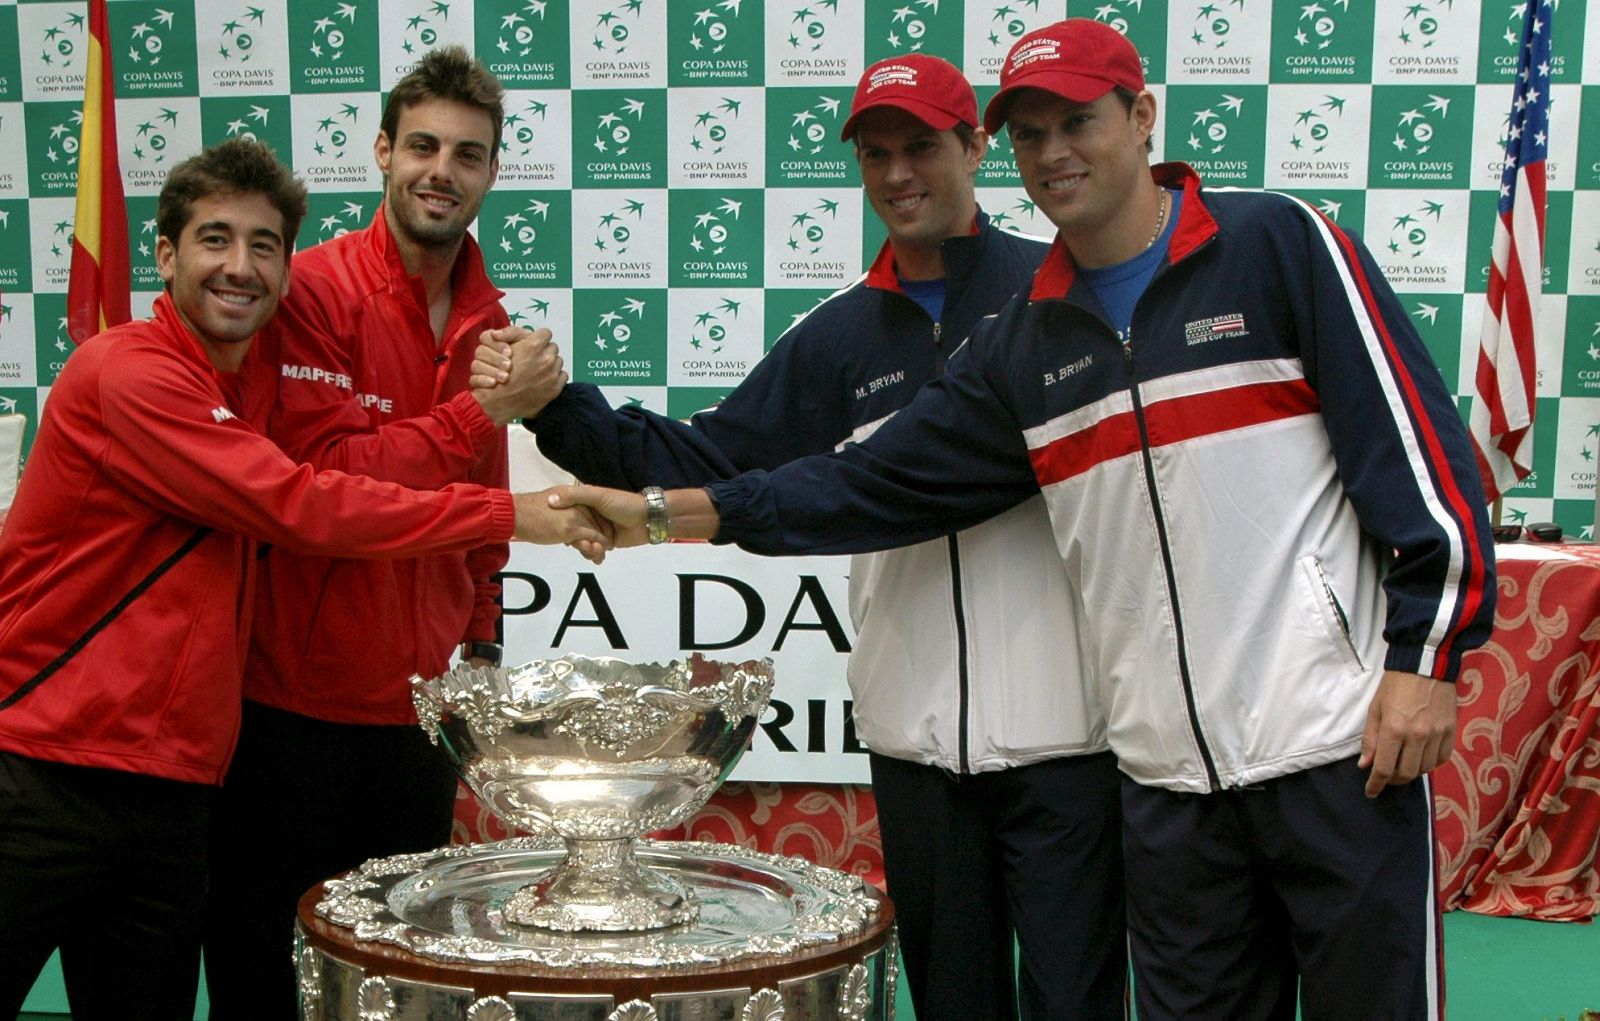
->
[1469,0,1553,505]
[66,0,131,346]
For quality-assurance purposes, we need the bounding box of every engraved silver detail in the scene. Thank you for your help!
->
[357,976,396,1021]
[837,963,871,1021]
[465,995,517,1021]
[741,988,785,1021]
[608,1001,659,1021]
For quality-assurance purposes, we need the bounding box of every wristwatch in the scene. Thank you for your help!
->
[642,485,670,545]
[460,640,503,666]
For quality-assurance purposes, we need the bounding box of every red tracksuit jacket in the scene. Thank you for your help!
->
[246,209,511,724]
[0,294,514,784]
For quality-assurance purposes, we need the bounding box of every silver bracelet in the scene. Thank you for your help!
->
[642,486,670,545]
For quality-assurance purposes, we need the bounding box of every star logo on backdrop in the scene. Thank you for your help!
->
[494,0,549,57]
[690,98,741,155]
[593,97,646,156]
[402,1,451,57]
[1387,199,1445,257]
[1392,93,1452,155]
[688,0,743,54]
[593,297,647,355]
[313,103,360,159]
[786,197,839,254]
[686,197,742,255]
[127,7,179,67]
[884,0,941,53]
[39,12,87,69]
[1186,93,1246,154]
[787,95,842,155]
[1293,0,1348,50]
[1190,0,1246,50]
[592,199,646,254]
[592,0,646,56]
[689,298,741,354]
[219,7,267,63]
[787,1,840,52]
[499,198,552,257]
[308,3,358,63]
[1289,94,1345,154]
[501,100,549,159]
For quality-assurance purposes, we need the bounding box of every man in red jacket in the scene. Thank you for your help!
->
[0,139,605,1021]
[201,47,569,1016]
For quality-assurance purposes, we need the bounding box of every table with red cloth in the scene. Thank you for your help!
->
[453,544,1600,922]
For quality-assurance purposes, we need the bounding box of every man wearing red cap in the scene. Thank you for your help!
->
[478,51,1124,1021]
[550,18,1494,1021]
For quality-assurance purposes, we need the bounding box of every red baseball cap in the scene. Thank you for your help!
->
[840,53,978,142]
[982,19,1145,134]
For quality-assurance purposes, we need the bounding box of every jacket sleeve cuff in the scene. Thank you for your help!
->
[444,390,501,449]
[486,489,517,542]
[705,474,777,547]
[1382,643,1459,683]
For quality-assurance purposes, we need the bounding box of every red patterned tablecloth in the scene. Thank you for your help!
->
[456,549,1587,922]
[1433,543,1600,920]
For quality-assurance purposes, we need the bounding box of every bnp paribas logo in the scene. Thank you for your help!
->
[400,1,453,57]
[766,88,849,186]
[38,10,86,72]
[1165,86,1266,186]
[498,97,566,186]
[1386,199,1443,258]
[477,0,567,88]
[312,102,360,161]
[1478,0,1571,82]
[23,104,82,197]
[575,91,667,187]
[1087,1,1164,83]
[986,194,1050,236]
[0,201,31,292]
[1369,86,1471,188]
[1268,90,1359,187]
[589,197,646,255]
[201,96,292,164]
[112,3,198,96]
[1271,0,1370,81]
[1188,0,1245,49]
[671,191,762,287]
[786,197,839,255]
[691,97,741,156]
[785,1,843,54]
[123,103,201,193]
[670,0,761,86]
[865,0,961,64]
[478,190,570,286]
[675,94,757,184]
[573,290,667,386]
[126,199,162,290]
[216,7,266,64]
[1399,0,1452,49]
[291,0,377,92]
[690,298,741,354]
[591,0,647,55]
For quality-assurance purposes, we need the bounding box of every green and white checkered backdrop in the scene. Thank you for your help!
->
[1,0,1599,535]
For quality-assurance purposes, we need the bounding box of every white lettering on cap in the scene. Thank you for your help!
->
[1007,39,1060,73]
[867,64,918,91]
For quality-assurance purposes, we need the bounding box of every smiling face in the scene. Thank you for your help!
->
[853,107,985,279]
[1005,87,1159,267]
[375,97,498,250]
[155,189,289,369]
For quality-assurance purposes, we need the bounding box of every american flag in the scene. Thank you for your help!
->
[1469,0,1553,505]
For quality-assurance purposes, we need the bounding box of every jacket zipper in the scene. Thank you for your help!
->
[930,316,973,776]
[1122,329,1222,791]
[1312,558,1365,669]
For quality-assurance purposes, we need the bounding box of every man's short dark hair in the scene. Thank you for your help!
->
[157,138,308,248]
[1112,86,1155,153]
[381,46,505,156]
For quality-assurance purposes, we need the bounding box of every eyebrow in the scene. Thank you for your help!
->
[401,129,491,155]
[191,221,283,245]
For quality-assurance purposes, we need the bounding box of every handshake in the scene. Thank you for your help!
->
[474,328,717,562]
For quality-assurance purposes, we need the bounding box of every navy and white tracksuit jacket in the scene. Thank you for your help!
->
[708,164,1496,793]
[530,213,1109,773]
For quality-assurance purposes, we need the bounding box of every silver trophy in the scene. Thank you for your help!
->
[411,653,774,933]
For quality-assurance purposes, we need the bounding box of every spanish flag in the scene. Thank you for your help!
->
[67,0,131,346]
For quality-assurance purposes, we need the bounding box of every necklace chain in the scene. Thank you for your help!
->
[1147,190,1169,250]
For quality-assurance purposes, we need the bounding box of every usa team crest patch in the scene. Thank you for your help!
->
[1184,313,1249,345]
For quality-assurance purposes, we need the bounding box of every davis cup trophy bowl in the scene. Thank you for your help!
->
[410,652,775,932]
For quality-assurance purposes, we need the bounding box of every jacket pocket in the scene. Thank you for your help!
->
[1297,554,1365,675]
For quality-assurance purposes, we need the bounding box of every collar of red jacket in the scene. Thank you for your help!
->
[363,202,505,315]
[863,211,984,293]
[1027,161,1217,302]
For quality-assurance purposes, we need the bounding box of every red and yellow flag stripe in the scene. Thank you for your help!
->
[67,0,131,346]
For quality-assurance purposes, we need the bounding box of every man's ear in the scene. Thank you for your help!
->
[155,235,176,286]
[374,130,392,175]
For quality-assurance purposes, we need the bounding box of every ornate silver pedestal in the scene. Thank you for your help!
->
[296,837,898,1021]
